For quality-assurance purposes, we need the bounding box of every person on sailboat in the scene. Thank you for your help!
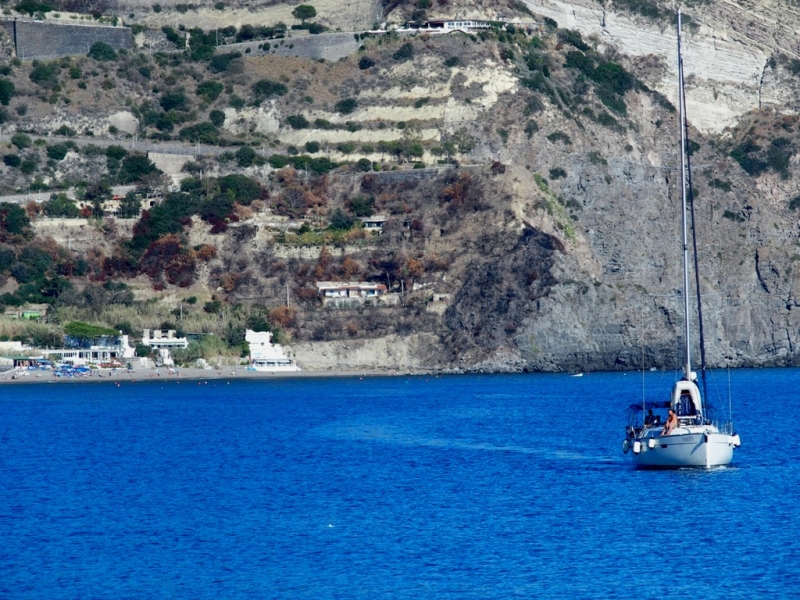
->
[661,409,678,436]
[645,409,658,426]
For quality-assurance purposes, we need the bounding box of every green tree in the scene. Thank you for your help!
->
[209,109,225,127]
[160,90,188,111]
[3,154,21,168]
[292,4,317,23]
[119,154,159,184]
[43,193,80,217]
[286,114,309,129]
[84,181,112,218]
[64,321,119,340]
[209,52,242,73]
[334,98,358,115]
[235,145,257,167]
[393,42,414,61]
[328,208,354,230]
[46,144,69,161]
[88,41,117,61]
[349,194,373,216]
[252,78,288,100]
[29,61,59,89]
[117,191,142,218]
[11,133,31,149]
[196,80,223,102]
[0,78,14,106]
[179,123,220,144]
[218,174,262,203]
[106,145,128,160]
[0,203,32,241]
[14,0,53,16]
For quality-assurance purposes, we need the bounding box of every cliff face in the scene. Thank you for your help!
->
[515,0,800,134]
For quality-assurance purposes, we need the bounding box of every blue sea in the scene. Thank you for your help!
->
[1,369,798,599]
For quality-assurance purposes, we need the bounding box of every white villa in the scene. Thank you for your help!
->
[141,329,189,366]
[38,335,136,366]
[246,330,300,371]
[141,329,189,350]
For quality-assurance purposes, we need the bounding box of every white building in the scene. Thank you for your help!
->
[141,329,189,350]
[141,330,189,366]
[424,19,492,33]
[361,215,387,234]
[38,335,136,366]
[316,281,388,299]
[246,329,300,371]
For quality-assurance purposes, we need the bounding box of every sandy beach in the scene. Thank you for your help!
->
[0,366,395,385]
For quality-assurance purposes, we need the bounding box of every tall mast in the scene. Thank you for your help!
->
[677,10,693,381]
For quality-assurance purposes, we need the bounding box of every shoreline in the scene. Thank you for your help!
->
[0,366,404,385]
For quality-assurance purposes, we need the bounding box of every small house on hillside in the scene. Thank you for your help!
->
[423,20,492,33]
[316,281,389,305]
[361,215,387,234]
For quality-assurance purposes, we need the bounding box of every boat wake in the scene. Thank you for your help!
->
[316,422,613,463]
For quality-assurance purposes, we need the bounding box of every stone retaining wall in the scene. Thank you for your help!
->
[219,31,360,62]
[1,19,132,60]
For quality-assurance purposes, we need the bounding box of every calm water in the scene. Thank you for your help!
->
[1,369,798,599]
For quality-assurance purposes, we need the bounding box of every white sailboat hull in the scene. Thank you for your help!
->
[631,428,736,469]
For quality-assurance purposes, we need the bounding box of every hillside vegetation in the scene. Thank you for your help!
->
[2,1,800,371]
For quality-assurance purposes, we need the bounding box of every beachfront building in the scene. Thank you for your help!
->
[141,329,189,350]
[141,329,189,366]
[0,340,25,353]
[245,329,300,371]
[38,335,136,367]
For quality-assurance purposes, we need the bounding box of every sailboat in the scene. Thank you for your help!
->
[622,10,741,469]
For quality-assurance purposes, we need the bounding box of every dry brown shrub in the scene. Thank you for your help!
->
[339,256,362,280]
[85,246,107,280]
[424,254,451,271]
[165,253,197,287]
[269,306,297,328]
[407,257,424,279]
[35,235,64,260]
[234,203,254,220]
[220,272,242,293]
[293,286,319,301]
[346,321,358,337]
[440,172,472,206]
[275,167,298,187]
[196,244,217,261]
[25,201,42,219]
[313,246,334,280]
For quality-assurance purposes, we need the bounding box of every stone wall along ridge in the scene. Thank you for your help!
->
[1,19,132,60]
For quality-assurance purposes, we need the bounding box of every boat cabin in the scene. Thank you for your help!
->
[670,379,703,423]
